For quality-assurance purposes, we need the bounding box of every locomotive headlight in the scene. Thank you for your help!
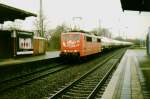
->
[64,50,67,52]
[63,42,66,47]
[74,50,77,52]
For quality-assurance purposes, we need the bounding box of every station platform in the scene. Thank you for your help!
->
[0,51,60,67]
[102,49,150,99]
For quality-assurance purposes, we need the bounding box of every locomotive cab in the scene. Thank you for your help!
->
[60,33,82,58]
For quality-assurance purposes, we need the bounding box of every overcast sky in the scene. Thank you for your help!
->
[1,0,150,39]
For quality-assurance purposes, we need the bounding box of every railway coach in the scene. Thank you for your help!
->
[60,32,102,58]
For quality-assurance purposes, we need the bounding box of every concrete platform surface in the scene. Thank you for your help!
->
[101,49,150,99]
[0,51,60,67]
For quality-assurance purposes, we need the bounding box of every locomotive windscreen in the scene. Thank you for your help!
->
[62,34,80,41]
[62,33,80,48]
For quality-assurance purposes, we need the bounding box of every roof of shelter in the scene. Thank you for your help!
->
[120,0,150,12]
[0,3,37,23]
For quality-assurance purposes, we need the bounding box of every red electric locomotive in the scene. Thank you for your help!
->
[60,32,102,58]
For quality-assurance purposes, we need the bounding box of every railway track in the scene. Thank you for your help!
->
[0,48,127,99]
[93,52,123,99]
[48,49,125,99]
[0,50,114,94]
[0,61,68,92]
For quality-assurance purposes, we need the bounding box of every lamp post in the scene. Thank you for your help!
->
[40,0,43,37]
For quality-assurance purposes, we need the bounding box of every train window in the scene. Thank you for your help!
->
[86,36,92,42]
[97,39,101,42]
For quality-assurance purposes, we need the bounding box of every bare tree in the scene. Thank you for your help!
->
[33,16,48,37]
[47,23,70,50]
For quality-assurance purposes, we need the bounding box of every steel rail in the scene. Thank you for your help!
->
[0,62,67,92]
[87,59,119,99]
[49,50,123,99]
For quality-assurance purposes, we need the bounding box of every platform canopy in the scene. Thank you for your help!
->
[120,0,150,12]
[0,3,37,24]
